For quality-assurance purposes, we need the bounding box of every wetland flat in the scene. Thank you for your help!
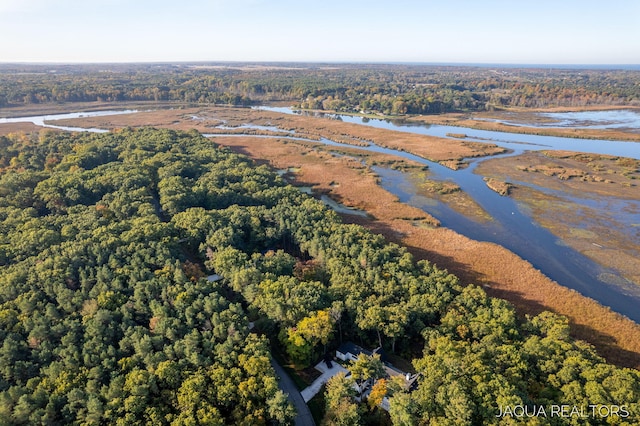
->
[4,103,640,368]
[475,151,640,287]
[410,107,640,142]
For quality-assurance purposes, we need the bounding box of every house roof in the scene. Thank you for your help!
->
[383,363,405,377]
[336,342,373,357]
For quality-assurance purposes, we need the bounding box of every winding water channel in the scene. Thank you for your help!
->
[258,107,640,322]
[2,108,639,322]
[0,110,138,132]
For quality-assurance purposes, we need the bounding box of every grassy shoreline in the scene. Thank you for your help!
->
[409,109,640,142]
[288,104,640,142]
[475,151,640,287]
[2,102,640,369]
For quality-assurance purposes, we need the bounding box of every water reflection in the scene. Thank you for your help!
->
[255,106,640,321]
[257,106,640,160]
[481,110,640,131]
[0,110,138,133]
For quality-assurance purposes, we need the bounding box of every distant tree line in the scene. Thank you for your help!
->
[1,63,638,113]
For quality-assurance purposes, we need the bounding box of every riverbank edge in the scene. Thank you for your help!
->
[206,133,640,370]
[288,105,640,143]
[6,101,640,142]
[2,103,640,369]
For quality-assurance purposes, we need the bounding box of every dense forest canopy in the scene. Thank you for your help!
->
[0,128,639,425]
[1,63,639,113]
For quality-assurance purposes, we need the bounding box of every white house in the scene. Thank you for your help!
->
[335,341,420,411]
[336,342,375,362]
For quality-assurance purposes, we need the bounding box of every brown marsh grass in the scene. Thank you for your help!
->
[475,152,640,271]
[52,106,506,163]
[10,104,640,368]
[215,134,640,369]
[0,122,50,135]
[409,107,640,142]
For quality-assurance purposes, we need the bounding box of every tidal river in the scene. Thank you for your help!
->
[3,108,639,322]
[258,107,640,323]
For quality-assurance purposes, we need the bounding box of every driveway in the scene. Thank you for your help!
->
[271,359,316,426]
[301,360,349,402]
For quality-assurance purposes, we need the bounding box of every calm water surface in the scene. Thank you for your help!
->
[306,111,640,160]
[0,110,139,133]
[484,110,640,131]
[257,107,640,321]
[5,107,640,321]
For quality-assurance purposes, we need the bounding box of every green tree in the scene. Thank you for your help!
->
[281,327,314,368]
[267,391,296,425]
[388,392,418,426]
[323,372,360,426]
[349,354,385,398]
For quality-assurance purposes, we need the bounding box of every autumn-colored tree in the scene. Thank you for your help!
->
[297,309,334,352]
[367,378,387,411]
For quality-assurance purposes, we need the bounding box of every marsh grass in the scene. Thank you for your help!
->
[24,104,640,369]
[409,107,640,142]
[216,133,640,368]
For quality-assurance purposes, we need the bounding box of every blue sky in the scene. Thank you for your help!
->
[1,0,638,64]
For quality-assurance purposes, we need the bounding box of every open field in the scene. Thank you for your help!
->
[0,122,46,135]
[3,103,640,368]
[0,101,190,119]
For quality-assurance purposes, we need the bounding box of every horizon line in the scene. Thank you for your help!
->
[1,60,639,70]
